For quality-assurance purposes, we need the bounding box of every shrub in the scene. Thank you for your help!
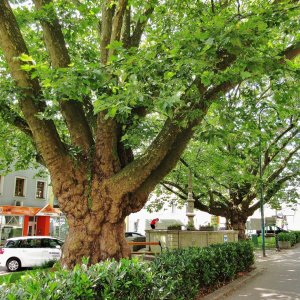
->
[88,258,166,300]
[278,232,297,246]
[186,222,196,231]
[199,226,214,231]
[292,231,300,243]
[152,241,254,299]
[0,241,254,300]
[167,223,182,230]
[289,232,297,246]
[278,232,289,241]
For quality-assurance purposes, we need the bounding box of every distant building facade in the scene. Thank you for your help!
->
[0,166,60,244]
[0,167,49,208]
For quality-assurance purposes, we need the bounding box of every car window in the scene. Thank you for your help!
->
[125,233,132,237]
[35,239,42,248]
[18,239,43,248]
[5,240,20,248]
[132,233,141,237]
[19,239,30,248]
[42,238,62,248]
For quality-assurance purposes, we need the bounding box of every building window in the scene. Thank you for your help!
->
[15,177,25,197]
[36,181,46,199]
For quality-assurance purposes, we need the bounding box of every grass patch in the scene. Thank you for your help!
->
[0,268,50,285]
[251,236,276,249]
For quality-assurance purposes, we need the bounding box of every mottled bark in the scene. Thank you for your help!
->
[227,211,248,240]
[231,220,247,240]
[62,215,130,267]
[50,158,135,267]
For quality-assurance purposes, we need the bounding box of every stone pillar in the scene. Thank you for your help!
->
[186,169,195,227]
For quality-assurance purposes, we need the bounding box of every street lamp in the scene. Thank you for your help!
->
[258,105,278,257]
[258,110,266,257]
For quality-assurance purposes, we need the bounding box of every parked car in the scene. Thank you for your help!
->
[0,236,63,272]
[256,225,288,237]
[125,232,146,252]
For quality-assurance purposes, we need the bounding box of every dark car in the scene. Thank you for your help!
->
[125,232,146,252]
[256,225,288,237]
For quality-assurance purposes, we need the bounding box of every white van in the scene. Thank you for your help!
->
[0,236,63,272]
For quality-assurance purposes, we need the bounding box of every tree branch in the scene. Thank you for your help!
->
[180,157,230,189]
[109,16,300,204]
[161,182,187,200]
[263,125,298,171]
[264,173,299,202]
[0,0,67,170]
[162,180,188,197]
[121,7,131,48]
[211,190,230,203]
[266,145,300,184]
[280,41,300,61]
[108,0,128,58]
[33,0,94,155]
[110,73,239,202]
[249,200,261,215]
[249,171,299,215]
[100,1,114,64]
[194,199,211,214]
[0,103,32,137]
[130,6,155,48]
[194,191,228,216]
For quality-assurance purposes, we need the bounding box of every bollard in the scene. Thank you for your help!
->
[251,234,258,247]
[275,233,280,251]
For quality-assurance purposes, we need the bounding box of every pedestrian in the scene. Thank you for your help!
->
[150,218,159,229]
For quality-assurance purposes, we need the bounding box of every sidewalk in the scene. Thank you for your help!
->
[202,243,300,299]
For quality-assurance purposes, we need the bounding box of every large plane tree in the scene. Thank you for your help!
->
[0,0,299,267]
[161,79,300,239]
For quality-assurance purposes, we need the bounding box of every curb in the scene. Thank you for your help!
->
[200,265,265,300]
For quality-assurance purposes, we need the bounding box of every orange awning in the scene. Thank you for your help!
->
[35,204,61,216]
[0,206,40,216]
[0,204,62,217]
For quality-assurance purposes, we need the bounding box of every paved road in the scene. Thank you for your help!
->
[0,266,8,275]
[226,244,300,299]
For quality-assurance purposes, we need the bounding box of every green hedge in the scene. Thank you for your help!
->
[0,241,254,300]
[278,232,297,246]
[292,231,300,244]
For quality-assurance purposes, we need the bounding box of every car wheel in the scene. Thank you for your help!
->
[6,258,21,272]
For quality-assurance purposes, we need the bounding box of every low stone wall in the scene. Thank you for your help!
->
[145,230,239,253]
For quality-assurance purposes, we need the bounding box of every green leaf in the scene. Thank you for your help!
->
[164,71,175,80]
[205,37,214,46]
[241,71,251,79]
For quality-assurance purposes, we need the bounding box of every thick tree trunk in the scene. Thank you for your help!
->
[226,209,248,240]
[49,158,139,268]
[61,216,130,267]
[231,220,247,240]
